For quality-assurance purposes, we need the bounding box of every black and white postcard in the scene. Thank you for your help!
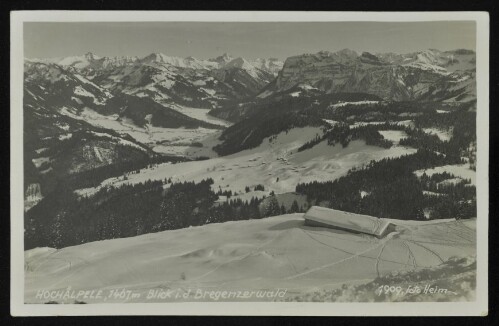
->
[10,11,489,316]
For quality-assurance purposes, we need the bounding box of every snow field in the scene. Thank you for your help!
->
[422,127,453,142]
[169,104,232,127]
[25,214,476,303]
[414,164,476,186]
[378,130,409,145]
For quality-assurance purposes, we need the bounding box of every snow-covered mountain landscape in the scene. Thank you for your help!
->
[23,43,477,303]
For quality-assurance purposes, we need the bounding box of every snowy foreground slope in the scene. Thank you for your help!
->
[25,214,476,303]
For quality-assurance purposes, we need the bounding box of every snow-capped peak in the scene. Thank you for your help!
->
[209,53,234,66]
[224,57,253,70]
[84,52,100,61]
[57,53,100,69]
[99,55,139,69]
[250,58,284,75]
[140,53,218,70]
[336,48,358,58]
[141,52,179,64]
[220,53,233,62]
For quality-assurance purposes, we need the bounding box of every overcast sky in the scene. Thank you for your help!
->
[24,21,476,60]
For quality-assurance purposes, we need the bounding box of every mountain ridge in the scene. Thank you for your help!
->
[28,51,285,75]
[265,48,475,102]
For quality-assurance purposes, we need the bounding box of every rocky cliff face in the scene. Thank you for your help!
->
[272,49,475,102]
[276,50,358,91]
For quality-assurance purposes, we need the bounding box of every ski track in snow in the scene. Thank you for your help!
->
[402,241,418,268]
[375,242,388,278]
[285,240,385,280]
[405,240,444,264]
[25,214,475,302]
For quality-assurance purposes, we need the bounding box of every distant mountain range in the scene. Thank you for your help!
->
[30,52,283,75]
[23,48,476,199]
[26,48,475,114]
[27,52,283,108]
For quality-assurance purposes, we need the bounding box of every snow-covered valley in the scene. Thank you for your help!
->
[59,105,228,156]
[75,127,416,198]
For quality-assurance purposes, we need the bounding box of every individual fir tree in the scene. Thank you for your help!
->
[290,200,300,213]
[413,207,425,220]
[265,196,281,217]
[134,217,144,236]
[50,210,67,249]
[254,184,265,191]
[159,192,191,230]
[280,204,287,215]
[103,213,120,239]
[248,197,261,219]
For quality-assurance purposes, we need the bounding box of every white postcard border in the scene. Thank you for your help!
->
[10,10,489,316]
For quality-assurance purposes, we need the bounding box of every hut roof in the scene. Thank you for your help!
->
[303,206,394,238]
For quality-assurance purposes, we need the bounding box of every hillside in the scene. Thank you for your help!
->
[25,214,476,303]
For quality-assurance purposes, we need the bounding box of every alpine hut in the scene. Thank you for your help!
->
[303,206,395,238]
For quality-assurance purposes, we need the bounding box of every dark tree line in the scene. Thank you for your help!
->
[213,112,326,155]
[296,149,476,220]
[297,123,392,152]
[310,100,441,122]
[25,178,281,250]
